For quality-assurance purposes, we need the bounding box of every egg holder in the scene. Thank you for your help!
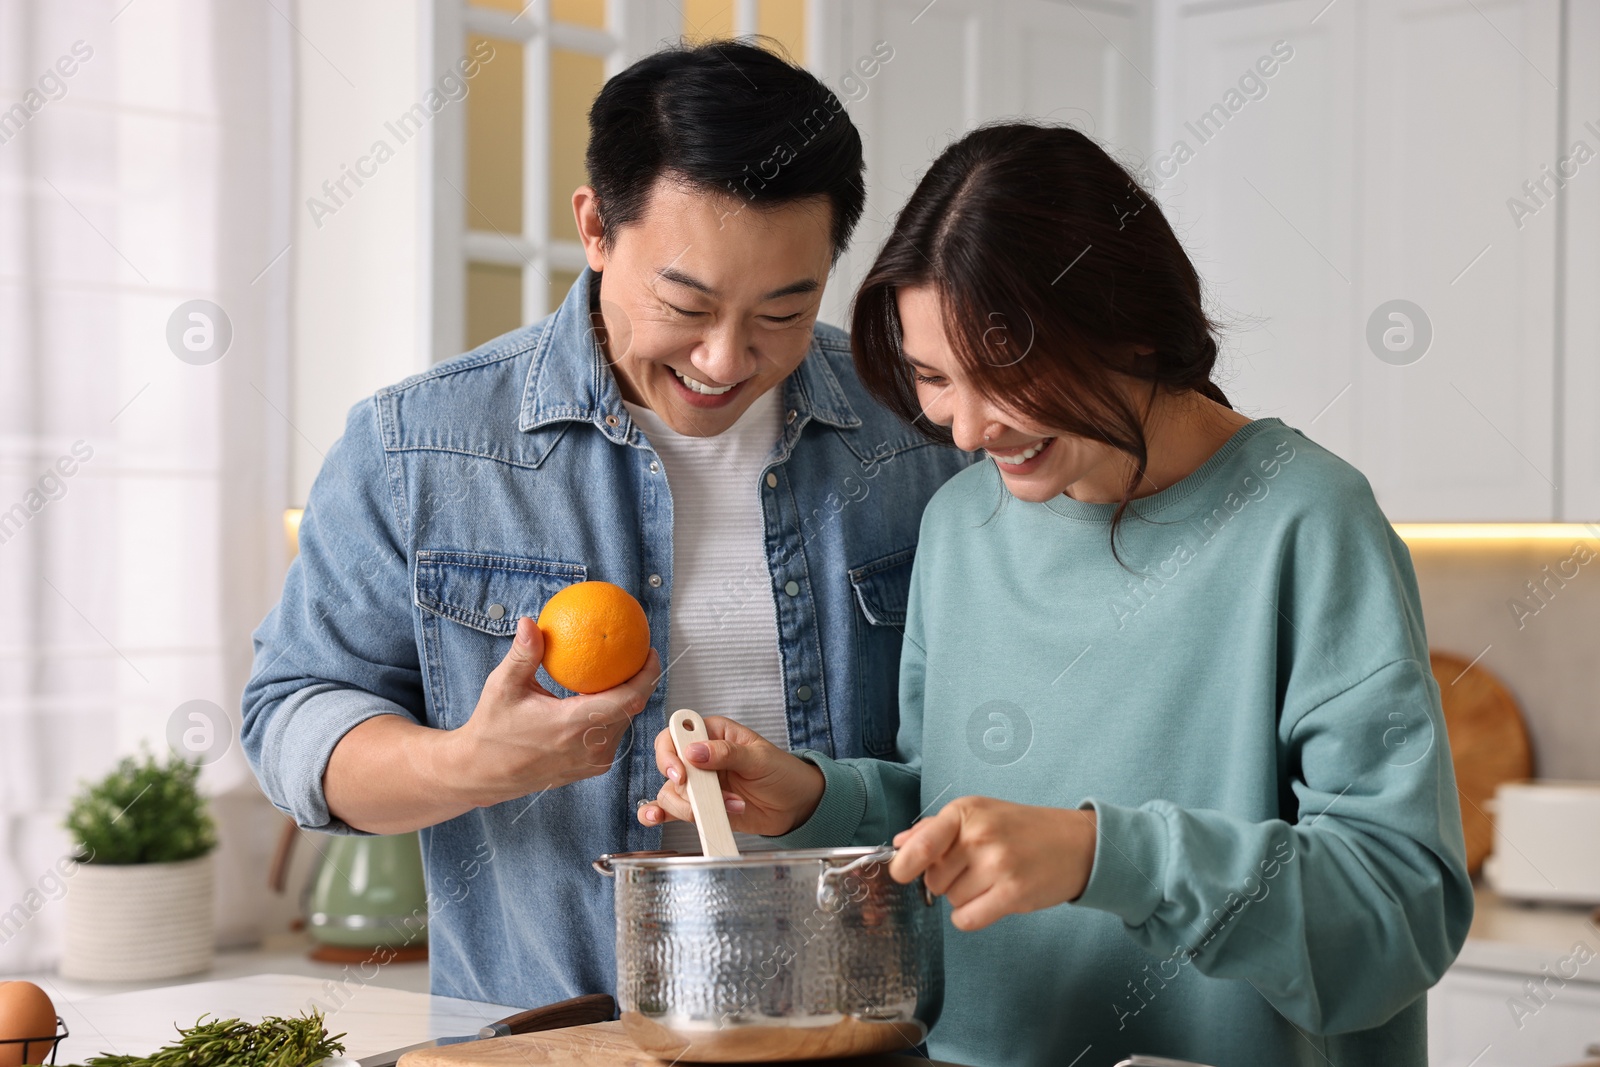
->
[0,1016,68,1064]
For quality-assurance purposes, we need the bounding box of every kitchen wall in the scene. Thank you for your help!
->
[210,792,310,949]
[1410,537,1600,782]
[291,0,432,505]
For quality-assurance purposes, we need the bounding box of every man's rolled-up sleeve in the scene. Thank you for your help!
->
[242,398,424,834]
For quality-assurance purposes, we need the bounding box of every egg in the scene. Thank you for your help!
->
[0,981,58,1067]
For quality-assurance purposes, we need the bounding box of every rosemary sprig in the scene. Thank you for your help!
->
[69,1010,346,1067]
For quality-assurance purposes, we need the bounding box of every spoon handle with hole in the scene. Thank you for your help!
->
[668,708,741,858]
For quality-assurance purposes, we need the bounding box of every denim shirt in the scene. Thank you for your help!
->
[241,269,968,1009]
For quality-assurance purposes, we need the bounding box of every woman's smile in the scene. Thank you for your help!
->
[986,436,1056,473]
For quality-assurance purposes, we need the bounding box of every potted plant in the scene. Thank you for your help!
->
[61,749,218,980]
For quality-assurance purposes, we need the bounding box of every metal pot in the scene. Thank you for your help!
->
[594,845,943,1063]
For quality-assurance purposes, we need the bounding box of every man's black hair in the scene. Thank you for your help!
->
[585,39,865,260]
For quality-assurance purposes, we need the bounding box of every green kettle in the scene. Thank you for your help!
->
[301,831,430,957]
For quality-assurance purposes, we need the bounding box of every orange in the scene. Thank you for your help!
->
[536,580,651,693]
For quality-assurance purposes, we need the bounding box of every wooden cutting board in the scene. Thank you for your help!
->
[397,1021,971,1067]
[1430,649,1534,875]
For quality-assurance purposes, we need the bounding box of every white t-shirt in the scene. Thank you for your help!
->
[623,387,791,853]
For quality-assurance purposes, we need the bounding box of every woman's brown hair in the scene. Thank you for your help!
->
[851,122,1229,531]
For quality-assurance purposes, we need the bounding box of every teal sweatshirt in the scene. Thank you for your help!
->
[777,419,1473,1067]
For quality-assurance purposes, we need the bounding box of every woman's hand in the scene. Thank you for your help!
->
[637,715,826,838]
[889,797,1098,931]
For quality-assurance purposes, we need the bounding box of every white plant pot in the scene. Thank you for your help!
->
[62,854,215,981]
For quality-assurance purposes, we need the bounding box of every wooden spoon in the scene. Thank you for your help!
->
[668,708,740,858]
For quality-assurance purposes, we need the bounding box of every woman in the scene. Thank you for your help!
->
[637,123,1473,1067]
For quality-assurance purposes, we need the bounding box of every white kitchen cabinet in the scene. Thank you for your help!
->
[1151,0,1563,521]
[1146,0,1363,476]
[1355,0,1560,521]
[1561,0,1600,522]
[813,0,1153,330]
[1430,966,1600,1067]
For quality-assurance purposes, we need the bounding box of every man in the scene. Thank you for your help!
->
[242,41,967,1010]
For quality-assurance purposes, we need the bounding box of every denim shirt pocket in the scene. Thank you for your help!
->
[847,546,915,757]
[414,550,587,728]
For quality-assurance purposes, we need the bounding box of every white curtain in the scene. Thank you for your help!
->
[0,0,292,971]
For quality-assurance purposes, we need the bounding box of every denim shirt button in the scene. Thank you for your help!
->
[649,461,660,474]
[648,574,663,588]
[796,685,813,701]
[785,409,797,424]
[486,603,506,620]
[765,472,778,488]
[605,414,620,427]
[783,580,800,597]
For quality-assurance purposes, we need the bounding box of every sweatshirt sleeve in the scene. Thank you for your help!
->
[1075,487,1474,1036]
[240,398,424,835]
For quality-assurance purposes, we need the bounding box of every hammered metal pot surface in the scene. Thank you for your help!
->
[595,847,943,1063]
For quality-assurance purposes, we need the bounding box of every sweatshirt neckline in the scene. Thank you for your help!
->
[1041,418,1286,523]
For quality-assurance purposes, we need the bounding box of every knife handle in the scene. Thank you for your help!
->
[477,994,616,1038]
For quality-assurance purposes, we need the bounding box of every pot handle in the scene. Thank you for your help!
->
[593,850,681,876]
[817,848,936,908]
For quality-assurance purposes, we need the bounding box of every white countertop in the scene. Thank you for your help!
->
[21,968,520,1063]
[1455,885,1600,981]
[12,886,1587,1062]
[8,934,436,1002]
